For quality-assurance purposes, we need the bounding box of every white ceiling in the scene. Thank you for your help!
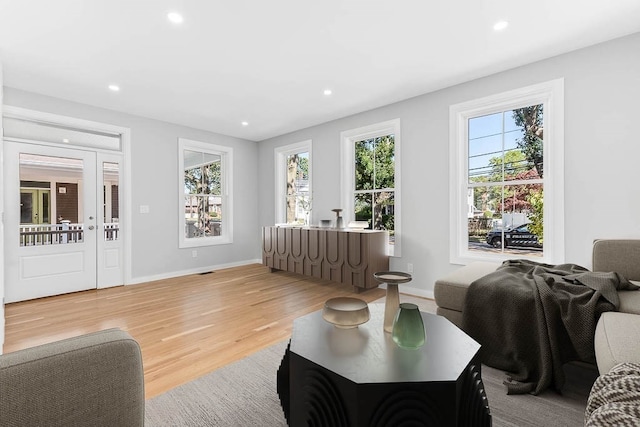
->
[1,1,640,142]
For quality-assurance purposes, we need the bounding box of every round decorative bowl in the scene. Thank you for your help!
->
[322,297,370,328]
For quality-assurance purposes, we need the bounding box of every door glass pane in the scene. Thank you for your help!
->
[19,153,84,246]
[41,191,50,223]
[103,162,120,241]
[20,192,34,223]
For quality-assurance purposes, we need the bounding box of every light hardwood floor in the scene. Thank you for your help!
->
[4,263,400,398]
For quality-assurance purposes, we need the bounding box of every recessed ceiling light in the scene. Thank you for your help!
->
[167,12,184,24]
[323,89,332,96]
[241,121,249,127]
[108,84,120,92]
[493,20,509,31]
[62,138,70,143]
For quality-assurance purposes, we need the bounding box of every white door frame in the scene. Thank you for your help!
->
[1,106,132,296]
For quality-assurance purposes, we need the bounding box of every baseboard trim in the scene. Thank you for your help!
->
[399,284,435,300]
[127,259,263,285]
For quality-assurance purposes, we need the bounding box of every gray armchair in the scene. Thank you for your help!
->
[0,328,144,426]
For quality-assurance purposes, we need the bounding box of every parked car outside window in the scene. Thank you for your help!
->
[486,224,541,249]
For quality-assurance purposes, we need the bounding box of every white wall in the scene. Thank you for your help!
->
[258,32,640,297]
[0,59,5,349]
[3,32,639,301]
[2,88,261,283]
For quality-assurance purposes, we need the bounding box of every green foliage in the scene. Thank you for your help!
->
[184,161,222,235]
[297,156,309,180]
[354,135,395,231]
[355,136,394,190]
[472,141,542,215]
[513,105,544,178]
[526,189,544,242]
[285,153,311,223]
[489,150,528,179]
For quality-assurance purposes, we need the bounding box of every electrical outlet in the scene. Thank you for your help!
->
[192,250,198,258]
[407,263,414,273]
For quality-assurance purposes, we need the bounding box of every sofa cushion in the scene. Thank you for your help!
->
[593,239,640,282]
[0,328,144,426]
[435,306,463,329]
[619,286,640,315]
[594,312,640,374]
[433,261,499,312]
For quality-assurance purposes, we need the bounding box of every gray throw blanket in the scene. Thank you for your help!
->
[461,259,638,395]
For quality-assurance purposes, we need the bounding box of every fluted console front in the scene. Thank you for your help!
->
[261,226,389,292]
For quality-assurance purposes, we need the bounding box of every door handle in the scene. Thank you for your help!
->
[88,225,95,230]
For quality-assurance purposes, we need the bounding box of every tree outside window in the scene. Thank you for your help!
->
[467,104,544,255]
[275,140,312,226]
[354,135,395,243]
[179,138,233,248]
[184,150,222,238]
[450,79,564,264]
[286,152,310,224]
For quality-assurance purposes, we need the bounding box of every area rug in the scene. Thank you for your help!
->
[145,338,596,426]
[145,341,289,426]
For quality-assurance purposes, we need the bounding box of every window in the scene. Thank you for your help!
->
[341,119,401,256]
[449,79,564,264]
[275,140,312,225]
[178,138,233,248]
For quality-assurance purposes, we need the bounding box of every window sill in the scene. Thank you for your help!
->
[179,237,233,249]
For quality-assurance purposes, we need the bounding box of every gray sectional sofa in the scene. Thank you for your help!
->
[434,239,640,425]
[434,239,640,369]
[0,328,145,426]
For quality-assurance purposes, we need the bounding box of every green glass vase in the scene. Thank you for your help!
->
[392,303,425,349]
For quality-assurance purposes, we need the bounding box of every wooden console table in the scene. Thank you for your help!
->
[261,226,389,292]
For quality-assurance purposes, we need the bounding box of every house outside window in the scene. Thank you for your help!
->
[275,140,312,225]
[178,138,233,248]
[449,80,564,265]
[341,119,401,257]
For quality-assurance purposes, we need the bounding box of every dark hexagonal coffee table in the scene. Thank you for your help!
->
[277,304,491,426]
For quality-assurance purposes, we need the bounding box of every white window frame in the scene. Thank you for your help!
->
[340,119,401,257]
[178,137,233,248]
[449,79,564,265]
[274,140,312,225]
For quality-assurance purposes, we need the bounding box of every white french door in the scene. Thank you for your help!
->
[4,141,122,302]
[97,152,124,289]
